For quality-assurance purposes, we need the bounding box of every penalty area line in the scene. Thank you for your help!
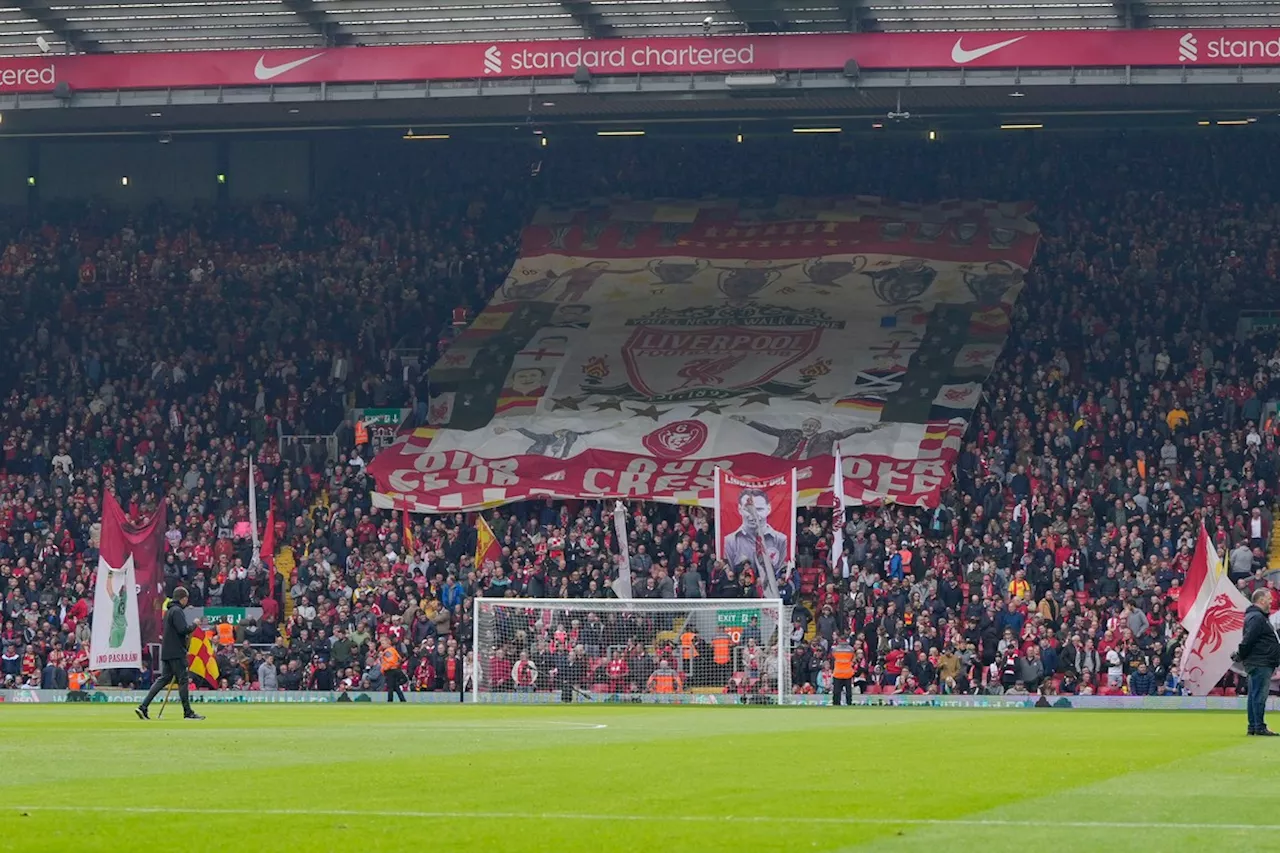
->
[3,805,1275,831]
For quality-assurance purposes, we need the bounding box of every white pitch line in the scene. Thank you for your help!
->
[145,722,609,732]
[2,805,1273,831]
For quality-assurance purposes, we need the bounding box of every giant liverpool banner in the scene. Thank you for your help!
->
[369,197,1038,511]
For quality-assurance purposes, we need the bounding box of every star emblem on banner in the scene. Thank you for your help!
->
[627,404,668,421]
[551,395,586,411]
[690,401,726,416]
[591,399,624,412]
[798,393,828,404]
[740,391,773,406]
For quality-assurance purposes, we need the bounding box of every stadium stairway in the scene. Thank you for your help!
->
[800,601,817,642]
[276,492,328,624]
[655,616,687,651]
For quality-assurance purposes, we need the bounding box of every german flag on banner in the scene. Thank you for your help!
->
[475,515,501,567]
[187,627,220,688]
[834,397,885,416]
[402,508,416,555]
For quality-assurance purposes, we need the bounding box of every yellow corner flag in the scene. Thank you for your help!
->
[187,627,220,687]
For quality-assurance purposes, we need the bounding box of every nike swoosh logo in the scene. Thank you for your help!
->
[254,52,325,81]
[950,36,1025,64]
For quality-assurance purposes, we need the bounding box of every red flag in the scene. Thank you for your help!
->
[107,492,167,647]
[402,508,417,555]
[1178,523,1215,625]
[88,491,167,669]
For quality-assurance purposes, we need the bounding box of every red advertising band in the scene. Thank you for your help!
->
[0,29,1276,94]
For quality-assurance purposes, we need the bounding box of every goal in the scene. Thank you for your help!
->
[473,598,792,705]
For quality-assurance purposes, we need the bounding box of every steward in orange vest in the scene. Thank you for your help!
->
[380,638,406,703]
[680,630,699,661]
[712,632,733,666]
[647,661,682,694]
[830,636,856,707]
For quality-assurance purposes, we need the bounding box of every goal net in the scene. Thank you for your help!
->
[473,598,791,705]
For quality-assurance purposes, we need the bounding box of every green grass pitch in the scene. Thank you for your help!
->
[1,705,1278,852]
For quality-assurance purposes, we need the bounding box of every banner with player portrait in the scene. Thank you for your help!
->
[370,196,1039,512]
[714,468,796,598]
[88,492,168,670]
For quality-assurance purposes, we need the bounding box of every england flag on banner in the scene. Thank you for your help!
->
[89,492,168,670]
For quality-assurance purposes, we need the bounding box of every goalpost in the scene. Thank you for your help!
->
[473,598,792,705]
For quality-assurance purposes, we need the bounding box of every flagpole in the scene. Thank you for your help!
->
[248,458,260,564]
[832,449,848,579]
[713,467,722,562]
[789,467,797,582]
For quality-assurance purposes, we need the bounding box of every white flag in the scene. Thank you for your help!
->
[89,552,142,671]
[610,501,633,600]
[831,449,849,579]
[1179,568,1250,696]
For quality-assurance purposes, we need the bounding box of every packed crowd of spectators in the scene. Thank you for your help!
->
[4,133,1280,701]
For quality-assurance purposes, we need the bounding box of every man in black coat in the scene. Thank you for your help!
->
[136,587,205,721]
[1235,589,1280,737]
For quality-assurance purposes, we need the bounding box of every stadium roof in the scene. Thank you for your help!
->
[2,0,1278,58]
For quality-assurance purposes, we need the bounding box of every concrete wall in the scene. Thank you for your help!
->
[0,140,30,207]
[24,138,311,205]
[39,140,219,204]
[228,139,310,201]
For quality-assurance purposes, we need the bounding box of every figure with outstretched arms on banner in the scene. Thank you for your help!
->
[729,416,876,460]
[494,426,603,459]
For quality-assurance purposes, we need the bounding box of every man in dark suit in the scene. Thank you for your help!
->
[136,586,204,720]
[1236,588,1280,737]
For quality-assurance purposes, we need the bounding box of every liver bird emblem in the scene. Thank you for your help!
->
[1190,593,1247,661]
[673,355,745,391]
